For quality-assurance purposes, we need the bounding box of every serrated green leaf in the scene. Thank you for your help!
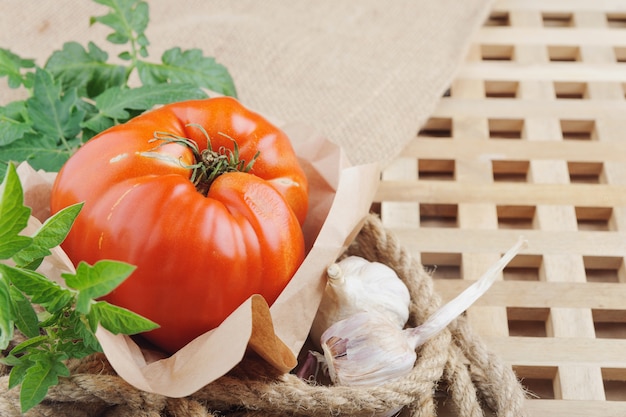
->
[0,264,73,314]
[45,42,126,98]
[91,301,158,335]
[137,47,237,97]
[9,285,40,338]
[13,202,83,270]
[64,260,135,314]
[92,83,207,120]
[0,48,36,89]
[0,101,34,146]
[0,276,14,350]
[0,132,78,178]
[19,357,69,412]
[91,0,150,54]
[25,68,86,145]
[80,113,115,136]
[8,359,29,390]
[0,163,32,259]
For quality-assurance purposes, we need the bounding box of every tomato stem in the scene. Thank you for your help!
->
[149,124,260,196]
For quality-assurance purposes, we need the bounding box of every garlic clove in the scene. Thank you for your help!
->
[319,312,416,387]
[311,256,411,347]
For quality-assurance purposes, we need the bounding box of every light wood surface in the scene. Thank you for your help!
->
[378,0,626,413]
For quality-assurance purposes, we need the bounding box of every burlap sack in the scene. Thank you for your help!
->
[0,0,493,167]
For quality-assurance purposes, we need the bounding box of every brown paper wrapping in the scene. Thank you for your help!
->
[14,121,380,398]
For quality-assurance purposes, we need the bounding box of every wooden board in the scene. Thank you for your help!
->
[375,0,626,414]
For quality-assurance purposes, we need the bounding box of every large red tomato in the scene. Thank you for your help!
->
[50,97,308,353]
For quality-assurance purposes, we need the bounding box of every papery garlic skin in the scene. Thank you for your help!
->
[320,312,416,387]
[311,239,528,417]
[311,256,411,348]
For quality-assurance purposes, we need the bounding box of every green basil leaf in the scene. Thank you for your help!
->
[9,286,40,339]
[93,83,207,120]
[19,356,69,413]
[91,301,158,335]
[13,202,83,270]
[137,47,237,97]
[0,264,73,314]
[0,48,36,89]
[0,276,14,350]
[7,359,29,390]
[45,42,126,98]
[25,68,86,144]
[0,163,32,259]
[64,260,135,314]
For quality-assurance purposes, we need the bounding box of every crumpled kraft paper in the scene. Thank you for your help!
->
[14,121,380,398]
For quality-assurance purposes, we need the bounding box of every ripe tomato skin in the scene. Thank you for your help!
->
[50,97,308,353]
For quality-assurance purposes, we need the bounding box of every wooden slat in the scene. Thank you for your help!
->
[376,181,626,208]
[384,227,626,258]
[482,336,626,369]
[404,138,626,163]
[458,62,626,82]
[432,98,626,120]
[433,280,626,310]
[477,27,626,47]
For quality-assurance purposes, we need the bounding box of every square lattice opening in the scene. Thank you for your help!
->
[507,307,550,337]
[418,117,453,138]
[503,254,542,281]
[419,203,458,228]
[420,252,462,280]
[542,12,573,27]
[492,160,530,182]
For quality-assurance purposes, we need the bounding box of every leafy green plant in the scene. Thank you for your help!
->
[0,0,237,177]
[0,163,158,412]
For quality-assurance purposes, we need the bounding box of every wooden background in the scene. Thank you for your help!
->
[375,0,626,415]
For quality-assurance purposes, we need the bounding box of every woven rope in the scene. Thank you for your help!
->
[0,214,528,416]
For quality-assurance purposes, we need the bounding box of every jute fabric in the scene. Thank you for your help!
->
[0,0,493,166]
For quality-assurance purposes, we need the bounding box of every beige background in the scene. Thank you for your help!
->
[1,0,492,167]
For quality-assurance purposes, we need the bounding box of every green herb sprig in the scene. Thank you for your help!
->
[0,0,237,177]
[0,163,158,413]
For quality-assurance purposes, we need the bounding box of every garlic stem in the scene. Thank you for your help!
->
[406,237,528,348]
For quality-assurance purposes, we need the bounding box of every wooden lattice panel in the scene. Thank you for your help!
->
[376,1,626,415]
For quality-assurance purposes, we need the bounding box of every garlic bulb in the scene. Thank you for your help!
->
[310,256,411,348]
[316,237,527,415]
[320,312,416,387]
[319,312,415,417]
